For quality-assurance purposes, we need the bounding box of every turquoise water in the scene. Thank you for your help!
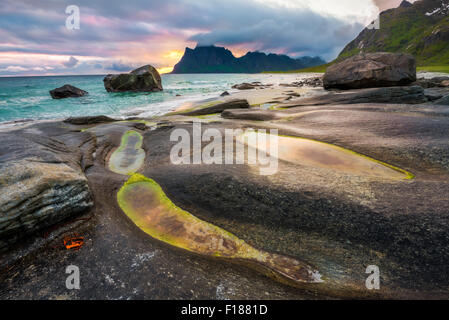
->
[0,73,305,124]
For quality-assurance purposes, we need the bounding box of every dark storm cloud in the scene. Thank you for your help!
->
[108,62,134,72]
[0,0,372,75]
[188,9,363,58]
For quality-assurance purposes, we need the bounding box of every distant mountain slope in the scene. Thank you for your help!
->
[171,45,325,73]
[338,0,449,66]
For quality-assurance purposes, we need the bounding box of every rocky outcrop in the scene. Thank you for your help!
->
[283,86,427,106]
[181,99,250,116]
[49,84,88,99]
[424,89,444,101]
[323,53,416,90]
[0,128,93,251]
[232,82,273,90]
[435,94,449,105]
[103,65,163,93]
[64,115,117,125]
[232,83,256,90]
[414,76,449,88]
[280,77,323,88]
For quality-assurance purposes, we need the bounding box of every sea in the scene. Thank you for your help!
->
[0,73,310,126]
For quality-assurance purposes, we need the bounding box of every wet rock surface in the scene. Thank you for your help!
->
[1,83,449,299]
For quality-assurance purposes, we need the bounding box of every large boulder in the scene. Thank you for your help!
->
[103,65,163,93]
[49,84,88,99]
[324,53,416,90]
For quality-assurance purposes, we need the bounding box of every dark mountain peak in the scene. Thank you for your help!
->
[172,45,325,73]
[243,51,266,57]
[190,45,235,58]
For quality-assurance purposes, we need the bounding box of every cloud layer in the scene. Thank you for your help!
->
[0,0,407,76]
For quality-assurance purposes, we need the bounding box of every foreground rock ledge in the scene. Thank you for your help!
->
[1,97,449,298]
[0,129,93,251]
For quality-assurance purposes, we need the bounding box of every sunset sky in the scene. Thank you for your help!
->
[0,0,415,76]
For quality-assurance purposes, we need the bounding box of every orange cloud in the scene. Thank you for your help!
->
[163,50,184,60]
[157,66,174,74]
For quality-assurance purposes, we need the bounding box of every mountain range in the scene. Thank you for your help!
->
[338,0,449,66]
[171,46,325,74]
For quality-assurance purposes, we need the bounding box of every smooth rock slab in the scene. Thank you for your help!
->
[108,131,145,175]
[222,109,285,121]
[180,99,250,116]
[117,174,323,287]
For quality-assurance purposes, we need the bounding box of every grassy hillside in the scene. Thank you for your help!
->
[417,65,449,73]
[339,0,449,67]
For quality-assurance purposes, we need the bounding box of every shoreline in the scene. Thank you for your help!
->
[0,73,323,128]
[0,73,320,125]
[2,70,447,129]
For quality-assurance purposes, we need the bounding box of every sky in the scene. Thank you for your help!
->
[0,0,415,76]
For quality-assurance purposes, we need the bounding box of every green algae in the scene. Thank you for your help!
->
[108,131,145,175]
[118,119,154,125]
[193,113,221,119]
[118,173,323,286]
